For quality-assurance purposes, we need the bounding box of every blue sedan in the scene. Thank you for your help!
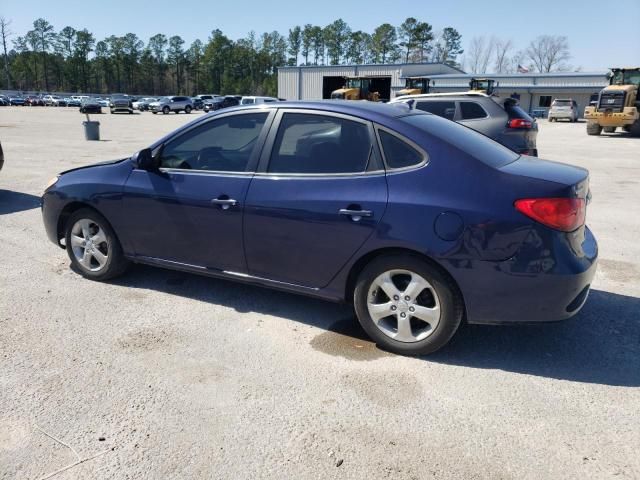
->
[41,101,597,355]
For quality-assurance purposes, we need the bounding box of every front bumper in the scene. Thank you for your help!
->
[584,106,638,126]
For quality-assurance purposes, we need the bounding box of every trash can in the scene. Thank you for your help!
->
[83,121,100,141]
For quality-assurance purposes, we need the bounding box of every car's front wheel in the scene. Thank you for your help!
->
[354,254,463,355]
[65,208,129,281]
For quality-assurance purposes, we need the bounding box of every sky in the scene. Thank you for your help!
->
[2,0,639,72]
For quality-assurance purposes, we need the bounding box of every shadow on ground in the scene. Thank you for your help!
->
[0,189,41,215]
[112,265,639,387]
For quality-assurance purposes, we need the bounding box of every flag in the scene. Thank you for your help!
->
[517,64,530,74]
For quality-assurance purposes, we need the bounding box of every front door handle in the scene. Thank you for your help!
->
[211,197,237,210]
[339,208,373,222]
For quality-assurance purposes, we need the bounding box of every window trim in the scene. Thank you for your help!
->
[458,100,489,121]
[374,124,429,173]
[255,108,384,178]
[151,109,276,175]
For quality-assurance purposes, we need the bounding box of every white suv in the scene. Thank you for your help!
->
[240,96,279,105]
[548,98,579,122]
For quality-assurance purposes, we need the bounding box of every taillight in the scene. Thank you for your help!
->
[514,198,586,232]
[508,118,532,129]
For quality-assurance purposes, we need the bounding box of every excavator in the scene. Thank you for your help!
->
[584,67,640,136]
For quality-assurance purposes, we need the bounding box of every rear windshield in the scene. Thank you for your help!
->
[552,100,572,106]
[401,113,519,168]
[504,99,533,121]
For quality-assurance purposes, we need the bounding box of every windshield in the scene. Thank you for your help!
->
[407,79,426,89]
[610,70,640,85]
[552,100,572,106]
[401,113,519,168]
[346,78,361,89]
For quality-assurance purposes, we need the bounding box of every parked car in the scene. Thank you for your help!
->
[391,93,538,156]
[203,95,240,112]
[132,97,157,111]
[0,95,9,106]
[240,96,279,105]
[41,101,597,355]
[110,94,134,114]
[79,97,103,114]
[97,98,110,107]
[66,97,82,107]
[25,95,45,106]
[44,95,67,107]
[191,97,204,110]
[9,95,26,106]
[548,98,579,123]
[149,96,193,114]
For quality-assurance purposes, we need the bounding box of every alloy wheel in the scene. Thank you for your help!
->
[367,269,441,343]
[70,218,110,272]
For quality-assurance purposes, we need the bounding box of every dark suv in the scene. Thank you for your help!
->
[392,94,538,156]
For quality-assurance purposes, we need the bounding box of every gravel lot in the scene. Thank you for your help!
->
[1,107,639,479]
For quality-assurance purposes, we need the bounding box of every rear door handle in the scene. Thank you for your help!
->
[339,208,373,221]
[211,197,237,210]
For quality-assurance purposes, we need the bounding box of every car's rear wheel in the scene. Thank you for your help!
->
[65,208,129,281]
[184,105,192,114]
[354,254,463,355]
[586,123,602,136]
[162,106,170,114]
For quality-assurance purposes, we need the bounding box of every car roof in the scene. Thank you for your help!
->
[149,100,418,150]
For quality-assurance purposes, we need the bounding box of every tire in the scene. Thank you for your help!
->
[353,254,463,355]
[184,105,192,114]
[603,126,616,133]
[110,108,115,114]
[152,111,157,114]
[64,208,129,281]
[162,106,170,114]
[586,123,602,136]
[128,109,133,114]
[629,120,640,137]
[549,117,554,122]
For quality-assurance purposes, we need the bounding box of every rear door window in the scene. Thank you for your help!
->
[459,101,488,120]
[415,100,456,120]
[268,113,373,174]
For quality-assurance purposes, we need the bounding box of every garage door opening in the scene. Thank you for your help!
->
[323,77,346,99]
[322,76,392,101]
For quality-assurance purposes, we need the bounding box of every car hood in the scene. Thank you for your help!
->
[60,157,130,176]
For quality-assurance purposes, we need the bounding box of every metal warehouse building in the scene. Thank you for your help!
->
[278,63,609,118]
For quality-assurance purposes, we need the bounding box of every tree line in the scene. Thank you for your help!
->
[0,17,463,96]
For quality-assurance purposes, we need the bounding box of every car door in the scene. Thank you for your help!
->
[243,110,388,288]
[121,110,274,272]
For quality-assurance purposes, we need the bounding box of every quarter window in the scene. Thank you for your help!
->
[378,130,424,169]
[268,113,372,174]
[158,113,268,171]
[459,101,488,120]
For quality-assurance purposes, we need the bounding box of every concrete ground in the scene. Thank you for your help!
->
[1,107,639,480]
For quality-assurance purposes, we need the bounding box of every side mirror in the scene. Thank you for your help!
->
[133,148,159,171]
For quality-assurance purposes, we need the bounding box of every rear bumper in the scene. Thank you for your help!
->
[449,225,598,325]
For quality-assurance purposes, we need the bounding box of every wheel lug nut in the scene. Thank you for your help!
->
[400,312,406,318]
[405,296,410,301]
[393,295,399,301]
[391,305,397,311]
[409,307,415,312]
